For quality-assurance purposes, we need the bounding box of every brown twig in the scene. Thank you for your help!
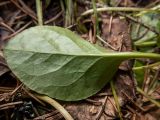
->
[10,0,37,21]
[15,14,27,20]
[0,84,22,102]
[0,87,14,93]
[96,96,108,120]
[10,84,23,96]
[2,21,32,41]
[126,105,141,117]
[45,11,63,24]
[122,91,145,112]
[96,35,117,50]
[18,0,36,17]
[149,69,160,92]
[0,1,11,6]
[0,22,15,33]
[0,101,23,110]
[85,98,102,106]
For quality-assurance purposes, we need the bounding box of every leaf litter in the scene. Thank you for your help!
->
[0,0,160,120]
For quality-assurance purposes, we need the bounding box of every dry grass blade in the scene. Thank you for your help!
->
[137,87,160,108]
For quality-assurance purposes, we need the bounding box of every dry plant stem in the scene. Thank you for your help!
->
[110,81,123,120]
[148,70,160,93]
[122,91,145,112]
[45,11,63,24]
[85,98,102,106]
[96,35,117,50]
[10,84,23,96]
[18,0,36,17]
[35,94,74,120]
[0,1,11,6]
[0,22,15,33]
[137,87,160,108]
[126,105,141,117]
[2,21,32,41]
[142,66,149,93]
[10,0,37,20]
[96,96,108,120]
[15,14,27,20]
[0,101,23,110]
[0,87,14,92]
[81,7,159,16]
[36,0,43,25]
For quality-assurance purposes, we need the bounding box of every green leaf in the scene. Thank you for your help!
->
[131,12,160,42]
[4,26,160,101]
[133,60,145,87]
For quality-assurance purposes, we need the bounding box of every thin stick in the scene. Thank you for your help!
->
[149,70,160,92]
[45,11,63,24]
[0,22,15,33]
[36,0,43,25]
[10,0,37,20]
[96,35,117,50]
[0,1,11,6]
[0,101,23,109]
[96,96,108,120]
[2,21,32,41]
[122,91,145,112]
[81,7,159,16]
[35,94,74,120]
[19,0,36,17]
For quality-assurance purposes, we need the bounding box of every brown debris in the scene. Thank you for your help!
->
[0,0,159,119]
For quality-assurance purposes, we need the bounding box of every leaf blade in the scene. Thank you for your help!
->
[4,26,160,101]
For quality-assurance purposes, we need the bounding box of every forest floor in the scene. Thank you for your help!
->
[0,0,160,120]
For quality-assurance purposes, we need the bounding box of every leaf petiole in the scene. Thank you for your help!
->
[35,94,74,120]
